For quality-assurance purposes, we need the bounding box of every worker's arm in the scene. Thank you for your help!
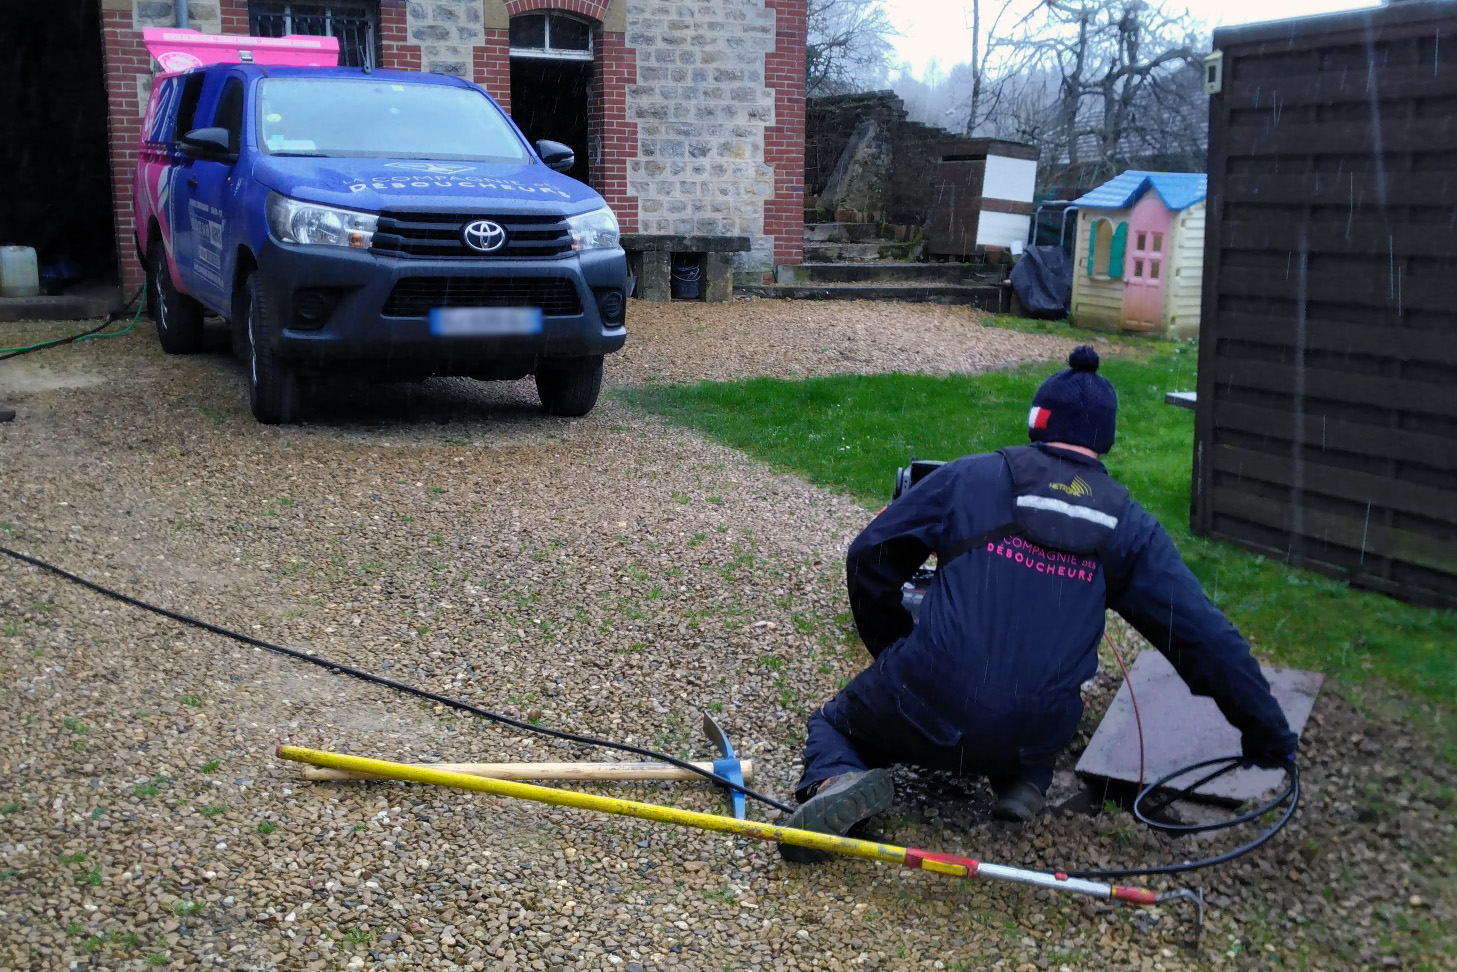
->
[1104,501,1297,760]
[845,464,956,657]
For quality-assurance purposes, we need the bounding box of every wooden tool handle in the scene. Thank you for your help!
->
[300,758,754,783]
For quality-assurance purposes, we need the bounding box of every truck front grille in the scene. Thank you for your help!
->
[382,277,583,318]
[372,211,574,259]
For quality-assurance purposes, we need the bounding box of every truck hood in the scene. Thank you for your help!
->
[249,156,604,215]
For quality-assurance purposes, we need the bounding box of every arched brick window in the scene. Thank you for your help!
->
[509,11,594,58]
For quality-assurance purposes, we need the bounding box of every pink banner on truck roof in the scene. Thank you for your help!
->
[141,27,340,72]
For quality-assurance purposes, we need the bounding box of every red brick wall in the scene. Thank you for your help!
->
[591,27,637,232]
[100,6,151,295]
[219,0,248,33]
[472,29,511,109]
[764,0,806,268]
[380,0,423,71]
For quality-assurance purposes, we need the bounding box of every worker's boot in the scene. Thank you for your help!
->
[777,768,894,864]
[0,404,14,423]
[992,778,1047,822]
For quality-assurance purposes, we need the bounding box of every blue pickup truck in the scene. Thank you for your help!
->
[135,62,627,423]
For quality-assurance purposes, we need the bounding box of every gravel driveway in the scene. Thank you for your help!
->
[609,299,1083,384]
[0,305,1451,972]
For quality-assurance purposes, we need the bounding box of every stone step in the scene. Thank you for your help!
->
[803,222,882,243]
[0,292,120,323]
[803,241,923,262]
[739,282,1009,311]
[777,262,998,286]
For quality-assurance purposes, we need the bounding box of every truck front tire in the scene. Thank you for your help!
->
[244,274,301,424]
[535,355,604,417]
[148,247,204,355]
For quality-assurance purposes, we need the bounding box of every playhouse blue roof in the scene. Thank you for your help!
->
[1072,171,1208,211]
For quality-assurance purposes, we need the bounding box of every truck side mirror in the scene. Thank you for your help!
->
[536,140,575,173]
[180,127,237,163]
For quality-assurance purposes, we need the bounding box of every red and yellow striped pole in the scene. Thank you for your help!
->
[275,745,1158,906]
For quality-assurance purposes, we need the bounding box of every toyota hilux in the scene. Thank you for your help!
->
[135,58,627,423]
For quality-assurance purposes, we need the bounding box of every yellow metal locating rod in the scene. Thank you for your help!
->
[276,745,1159,906]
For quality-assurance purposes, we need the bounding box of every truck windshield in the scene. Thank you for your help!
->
[256,78,529,162]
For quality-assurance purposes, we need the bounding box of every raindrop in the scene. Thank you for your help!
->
[1388,235,1396,299]
[1364,30,1389,212]
[1290,222,1309,569]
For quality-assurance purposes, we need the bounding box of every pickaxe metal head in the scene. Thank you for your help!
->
[702,712,747,819]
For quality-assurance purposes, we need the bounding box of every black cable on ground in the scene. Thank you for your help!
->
[0,286,145,363]
[0,546,795,815]
[1065,757,1300,879]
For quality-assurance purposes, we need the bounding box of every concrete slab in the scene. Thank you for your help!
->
[1164,390,1197,409]
[1075,651,1322,804]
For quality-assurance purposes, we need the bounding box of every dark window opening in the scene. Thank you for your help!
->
[549,16,592,53]
[509,56,593,185]
[250,0,379,69]
[176,72,206,137]
[212,78,246,152]
[509,14,547,50]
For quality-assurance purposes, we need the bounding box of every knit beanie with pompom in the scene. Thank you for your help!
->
[1026,345,1118,454]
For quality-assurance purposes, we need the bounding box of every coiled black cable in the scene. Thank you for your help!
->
[1066,757,1300,878]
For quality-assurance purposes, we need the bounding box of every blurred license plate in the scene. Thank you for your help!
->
[429,306,543,336]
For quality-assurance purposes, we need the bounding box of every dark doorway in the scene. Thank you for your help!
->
[509,58,593,186]
[0,0,117,289]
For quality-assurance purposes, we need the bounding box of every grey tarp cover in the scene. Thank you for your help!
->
[1010,244,1073,319]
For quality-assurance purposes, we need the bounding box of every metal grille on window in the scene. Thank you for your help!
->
[250,1,380,69]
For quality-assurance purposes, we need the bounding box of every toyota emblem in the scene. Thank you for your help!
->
[462,219,507,253]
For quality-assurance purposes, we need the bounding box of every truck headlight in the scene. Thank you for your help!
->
[566,207,620,251]
[267,192,378,248]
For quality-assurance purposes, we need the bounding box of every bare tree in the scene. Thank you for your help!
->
[962,0,1023,136]
[987,0,1205,185]
[807,0,898,96]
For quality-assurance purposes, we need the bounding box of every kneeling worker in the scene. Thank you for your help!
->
[780,347,1296,862]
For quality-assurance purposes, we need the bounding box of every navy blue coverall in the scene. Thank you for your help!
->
[796,443,1297,799]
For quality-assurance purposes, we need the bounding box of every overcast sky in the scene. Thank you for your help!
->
[888,0,1381,80]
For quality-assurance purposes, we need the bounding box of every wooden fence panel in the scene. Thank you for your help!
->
[1196,0,1457,607]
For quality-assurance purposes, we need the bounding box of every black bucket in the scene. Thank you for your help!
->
[670,260,702,300]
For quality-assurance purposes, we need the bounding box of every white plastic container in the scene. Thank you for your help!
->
[0,246,40,298]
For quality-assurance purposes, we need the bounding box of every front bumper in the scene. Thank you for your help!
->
[255,238,627,375]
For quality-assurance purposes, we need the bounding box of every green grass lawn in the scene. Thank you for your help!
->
[620,344,1457,751]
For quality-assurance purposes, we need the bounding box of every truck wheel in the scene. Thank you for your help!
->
[535,355,604,417]
[244,274,301,424]
[148,247,204,354]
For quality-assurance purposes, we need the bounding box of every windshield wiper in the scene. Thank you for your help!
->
[271,151,329,157]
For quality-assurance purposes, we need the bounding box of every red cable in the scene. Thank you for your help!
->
[1104,630,1145,795]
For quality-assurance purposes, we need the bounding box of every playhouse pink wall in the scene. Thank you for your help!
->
[1120,192,1172,331]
